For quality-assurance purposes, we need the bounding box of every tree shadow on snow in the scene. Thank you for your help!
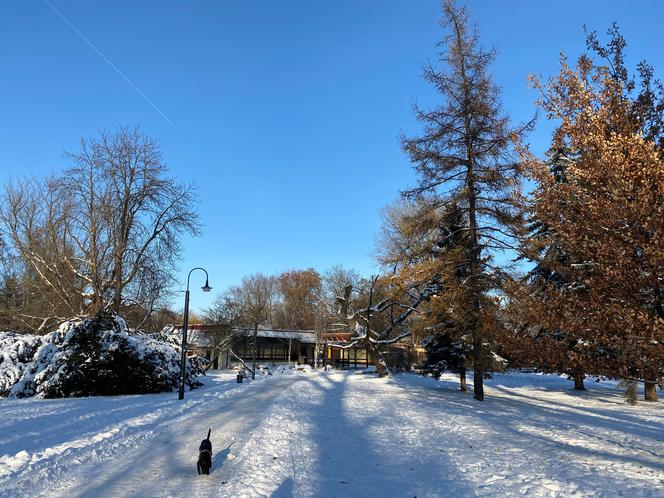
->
[270,476,295,498]
[491,384,664,440]
[304,373,476,498]
[385,374,663,495]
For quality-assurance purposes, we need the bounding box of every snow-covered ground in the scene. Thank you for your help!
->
[0,369,662,497]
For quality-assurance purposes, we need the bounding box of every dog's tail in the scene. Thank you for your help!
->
[206,428,211,441]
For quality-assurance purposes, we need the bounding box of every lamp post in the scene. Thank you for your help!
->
[178,267,212,400]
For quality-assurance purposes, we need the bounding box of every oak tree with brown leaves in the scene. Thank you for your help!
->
[521,27,664,402]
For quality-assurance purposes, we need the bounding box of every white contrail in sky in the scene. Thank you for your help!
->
[44,0,174,126]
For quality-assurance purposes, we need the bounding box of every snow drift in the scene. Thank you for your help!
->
[0,312,204,398]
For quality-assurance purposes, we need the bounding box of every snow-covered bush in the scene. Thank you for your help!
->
[0,312,204,398]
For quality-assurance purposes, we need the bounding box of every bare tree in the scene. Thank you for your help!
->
[239,274,276,378]
[238,273,276,325]
[333,275,435,377]
[0,237,28,331]
[63,127,200,315]
[205,274,276,376]
[0,127,200,329]
[275,269,322,330]
[205,286,245,325]
[1,176,86,329]
[323,265,360,311]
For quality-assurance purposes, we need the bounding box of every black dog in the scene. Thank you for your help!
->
[197,429,212,475]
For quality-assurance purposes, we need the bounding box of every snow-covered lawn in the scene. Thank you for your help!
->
[1,370,662,497]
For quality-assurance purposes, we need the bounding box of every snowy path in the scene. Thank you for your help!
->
[0,372,302,498]
[1,370,663,497]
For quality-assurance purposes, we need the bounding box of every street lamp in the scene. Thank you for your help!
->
[178,267,212,400]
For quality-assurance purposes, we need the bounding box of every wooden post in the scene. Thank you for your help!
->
[323,338,328,368]
[288,338,292,366]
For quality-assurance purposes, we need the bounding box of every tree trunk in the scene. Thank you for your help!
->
[323,339,328,368]
[451,5,485,402]
[459,367,467,392]
[573,371,585,391]
[91,295,105,315]
[472,336,484,401]
[288,338,292,367]
[644,369,658,401]
[366,276,389,377]
[112,252,123,313]
[374,348,388,377]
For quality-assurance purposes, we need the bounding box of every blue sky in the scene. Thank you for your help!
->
[1,1,662,313]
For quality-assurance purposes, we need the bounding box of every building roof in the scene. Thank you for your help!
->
[173,324,318,346]
[323,332,354,343]
[233,328,317,344]
[176,325,412,349]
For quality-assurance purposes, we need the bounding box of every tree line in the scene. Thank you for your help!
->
[1,1,661,404]
[203,267,356,331]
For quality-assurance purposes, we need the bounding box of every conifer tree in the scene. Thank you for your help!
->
[379,200,474,390]
[506,146,599,391]
[402,0,531,400]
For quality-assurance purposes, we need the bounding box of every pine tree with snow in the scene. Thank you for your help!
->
[1,311,204,398]
[377,199,491,389]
